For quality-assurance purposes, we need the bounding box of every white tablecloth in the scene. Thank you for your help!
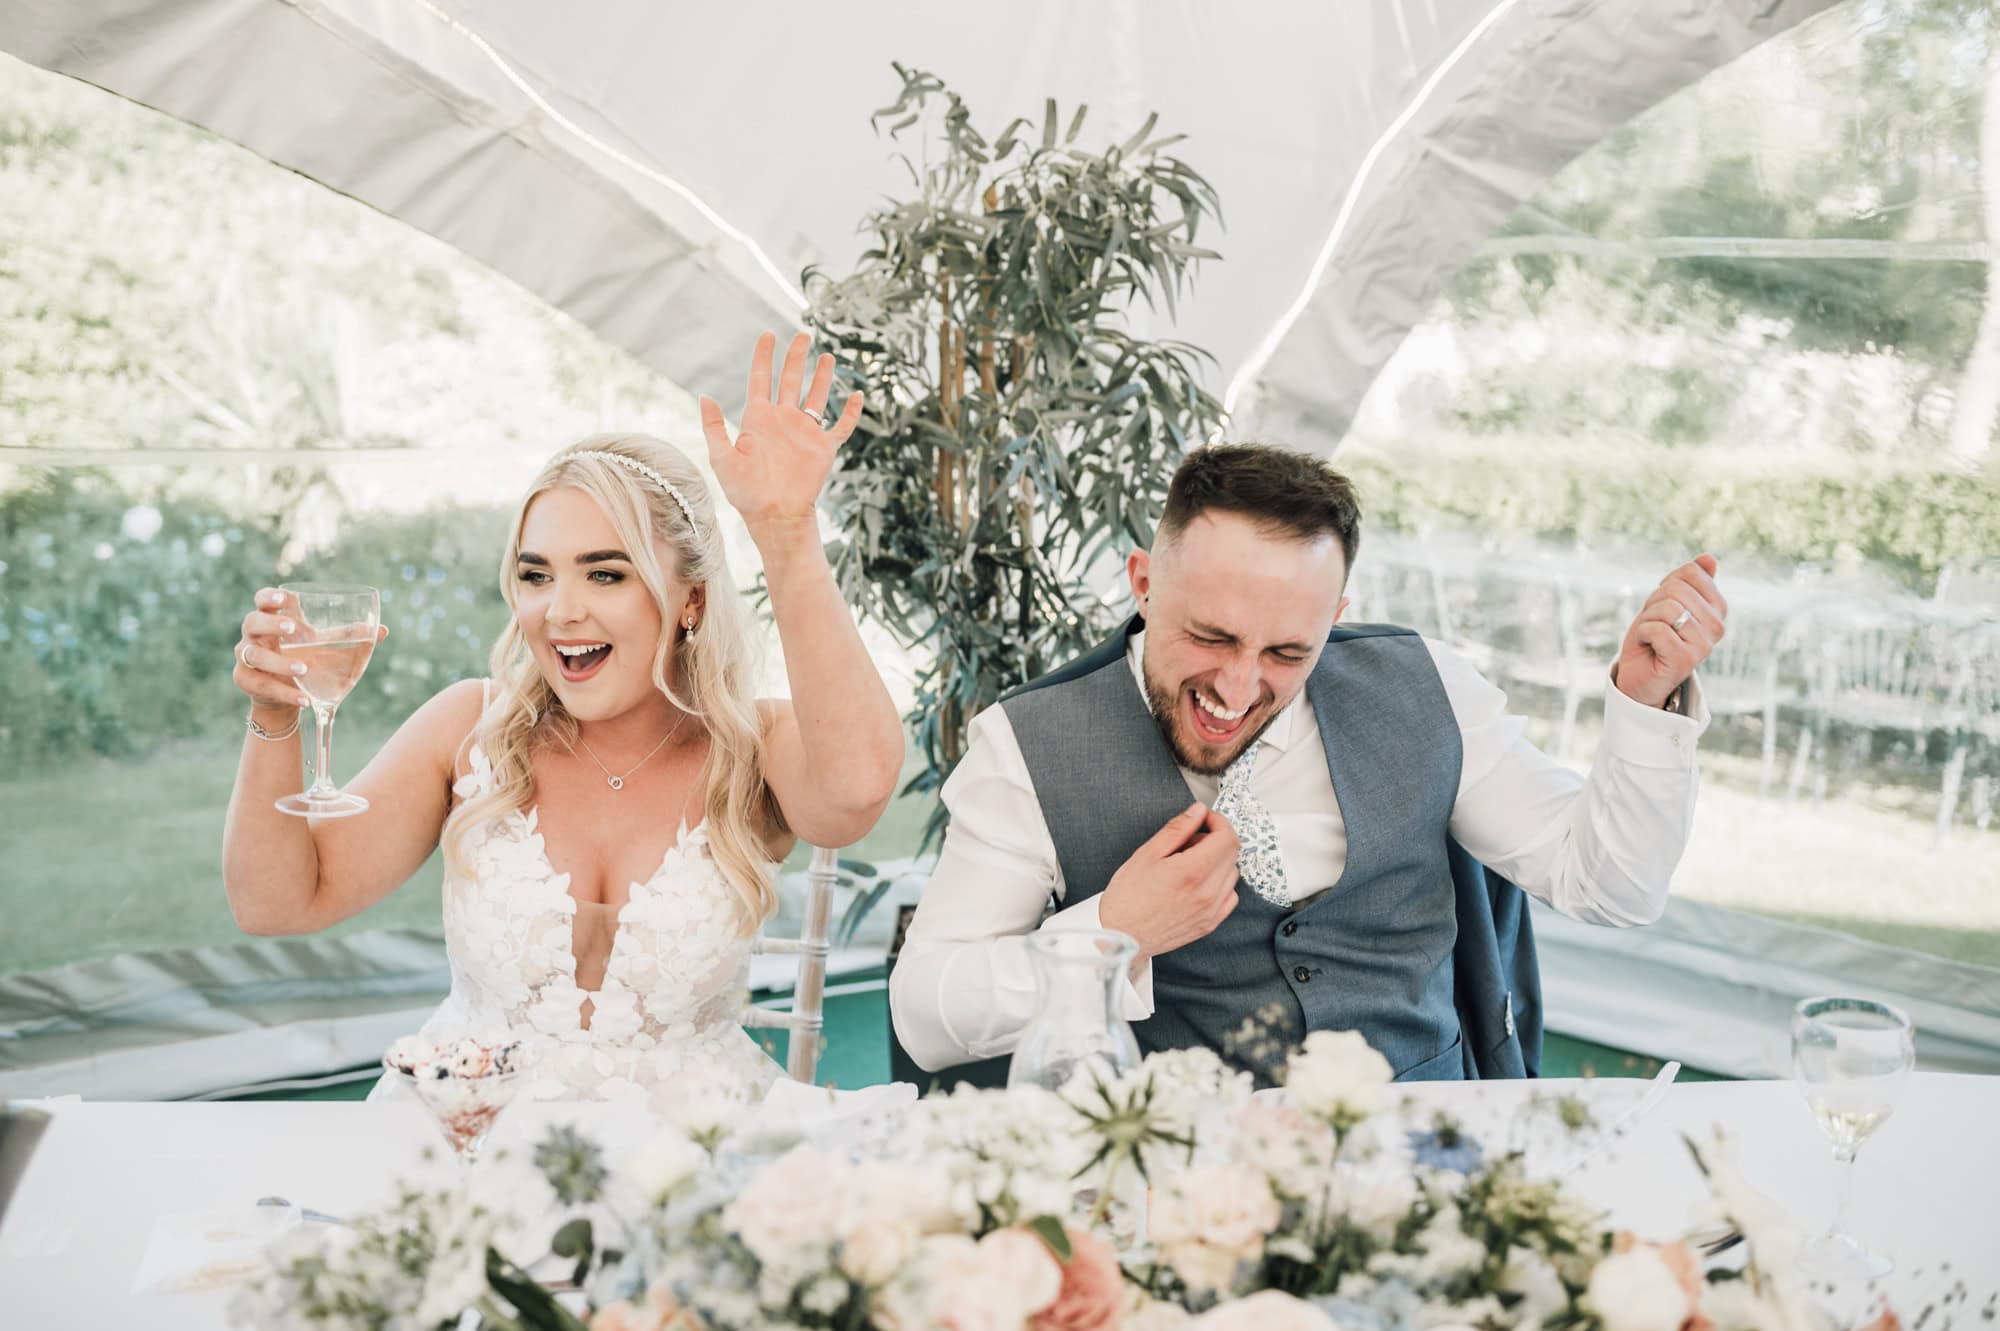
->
[2,1074,1995,1327]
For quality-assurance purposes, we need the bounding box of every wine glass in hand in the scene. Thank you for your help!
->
[1791,996,1914,1279]
[273,582,381,819]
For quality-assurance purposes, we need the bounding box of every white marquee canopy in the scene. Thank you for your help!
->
[3,0,1834,444]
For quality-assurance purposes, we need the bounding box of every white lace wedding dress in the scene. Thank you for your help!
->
[368,725,782,1115]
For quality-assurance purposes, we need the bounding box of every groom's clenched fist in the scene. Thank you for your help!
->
[1098,803,1241,963]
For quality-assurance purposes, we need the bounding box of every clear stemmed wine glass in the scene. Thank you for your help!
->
[1791,996,1915,1279]
[273,582,381,819]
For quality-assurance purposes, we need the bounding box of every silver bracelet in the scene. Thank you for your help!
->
[246,711,302,742]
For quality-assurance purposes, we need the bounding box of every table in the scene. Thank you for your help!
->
[3,1074,1994,1327]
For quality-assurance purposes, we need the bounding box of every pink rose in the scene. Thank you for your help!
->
[588,1281,698,1331]
[1031,1226,1125,1331]
[919,1229,1065,1331]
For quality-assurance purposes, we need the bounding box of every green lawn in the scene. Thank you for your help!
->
[0,725,934,976]
[0,724,447,976]
[5,708,1994,978]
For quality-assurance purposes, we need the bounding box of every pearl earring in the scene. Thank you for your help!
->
[683,618,698,642]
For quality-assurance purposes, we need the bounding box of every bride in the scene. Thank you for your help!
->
[220,334,904,1113]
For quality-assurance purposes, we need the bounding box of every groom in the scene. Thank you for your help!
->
[889,443,1725,1085]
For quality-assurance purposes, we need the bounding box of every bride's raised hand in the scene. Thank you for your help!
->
[698,331,864,535]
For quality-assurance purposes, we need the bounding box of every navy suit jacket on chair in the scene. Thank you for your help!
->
[888,840,1542,1091]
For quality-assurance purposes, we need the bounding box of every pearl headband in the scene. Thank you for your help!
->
[564,449,697,531]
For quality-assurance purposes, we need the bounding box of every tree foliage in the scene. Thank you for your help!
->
[805,66,1227,824]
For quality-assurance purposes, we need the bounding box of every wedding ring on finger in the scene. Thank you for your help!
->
[239,641,256,670]
[802,407,824,425]
[1670,605,1693,633]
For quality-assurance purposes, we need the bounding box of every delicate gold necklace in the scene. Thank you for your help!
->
[575,714,687,791]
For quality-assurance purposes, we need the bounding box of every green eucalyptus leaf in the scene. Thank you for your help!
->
[1029,1214,1074,1262]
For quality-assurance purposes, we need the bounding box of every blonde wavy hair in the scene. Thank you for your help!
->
[441,433,779,932]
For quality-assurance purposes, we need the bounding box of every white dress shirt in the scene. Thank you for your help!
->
[888,631,1710,1071]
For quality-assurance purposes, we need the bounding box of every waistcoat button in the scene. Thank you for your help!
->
[1280,920,1298,937]
[1292,965,1311,984]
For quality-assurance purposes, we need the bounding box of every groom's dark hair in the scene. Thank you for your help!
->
[1155,442,1362,568]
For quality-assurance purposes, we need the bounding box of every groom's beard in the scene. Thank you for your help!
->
[1140,666,1283,776]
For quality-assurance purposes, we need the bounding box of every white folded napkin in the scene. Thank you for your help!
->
[129,1204,299,1294]
[748,1080,918,1151]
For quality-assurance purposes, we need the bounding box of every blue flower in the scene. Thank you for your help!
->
[1408,1126,1484,1174]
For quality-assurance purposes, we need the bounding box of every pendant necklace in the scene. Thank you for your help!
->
[576,714,686,791]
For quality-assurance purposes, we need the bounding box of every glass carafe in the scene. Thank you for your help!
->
[1007,928,1142,1092]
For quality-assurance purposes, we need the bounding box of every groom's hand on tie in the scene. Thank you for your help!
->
[1099,803,1242,966]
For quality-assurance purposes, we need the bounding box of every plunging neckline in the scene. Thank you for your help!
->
[524,811,707,1019]
[402,723,784,1111]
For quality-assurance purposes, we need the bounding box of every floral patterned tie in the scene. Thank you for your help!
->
[1212,739,1291,907]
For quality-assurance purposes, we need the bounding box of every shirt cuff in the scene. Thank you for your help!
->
[1043,895,1156,1020]
[1600,662,1709,768]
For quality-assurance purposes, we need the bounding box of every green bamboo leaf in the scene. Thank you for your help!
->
[1119,111,1160,156]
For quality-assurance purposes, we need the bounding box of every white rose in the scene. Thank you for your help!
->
[1151,1164,1282,1256]
[1193,1290,1337,1331]
[722,1146,853,1265]
[908,1231,1060,1331]
[1586,1248,1690,1331]
[624,1131,706,1205]
[1336,1155,1421,1240]
[855,1161,962,1235]
[839,1217,916,1287]
[1150,1164,1281,1294]
[1499,1247,1571,1329]
[801,1273,851,1317]
[1284,1030,1392,1121]
[1411,1202,1487,1281]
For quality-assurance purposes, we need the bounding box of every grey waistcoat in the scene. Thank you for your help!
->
[1000,617,1466,1087]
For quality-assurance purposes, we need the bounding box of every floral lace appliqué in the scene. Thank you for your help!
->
[379,741,781,1114]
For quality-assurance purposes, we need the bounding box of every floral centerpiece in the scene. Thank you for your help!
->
[234,1032,1921,1331]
